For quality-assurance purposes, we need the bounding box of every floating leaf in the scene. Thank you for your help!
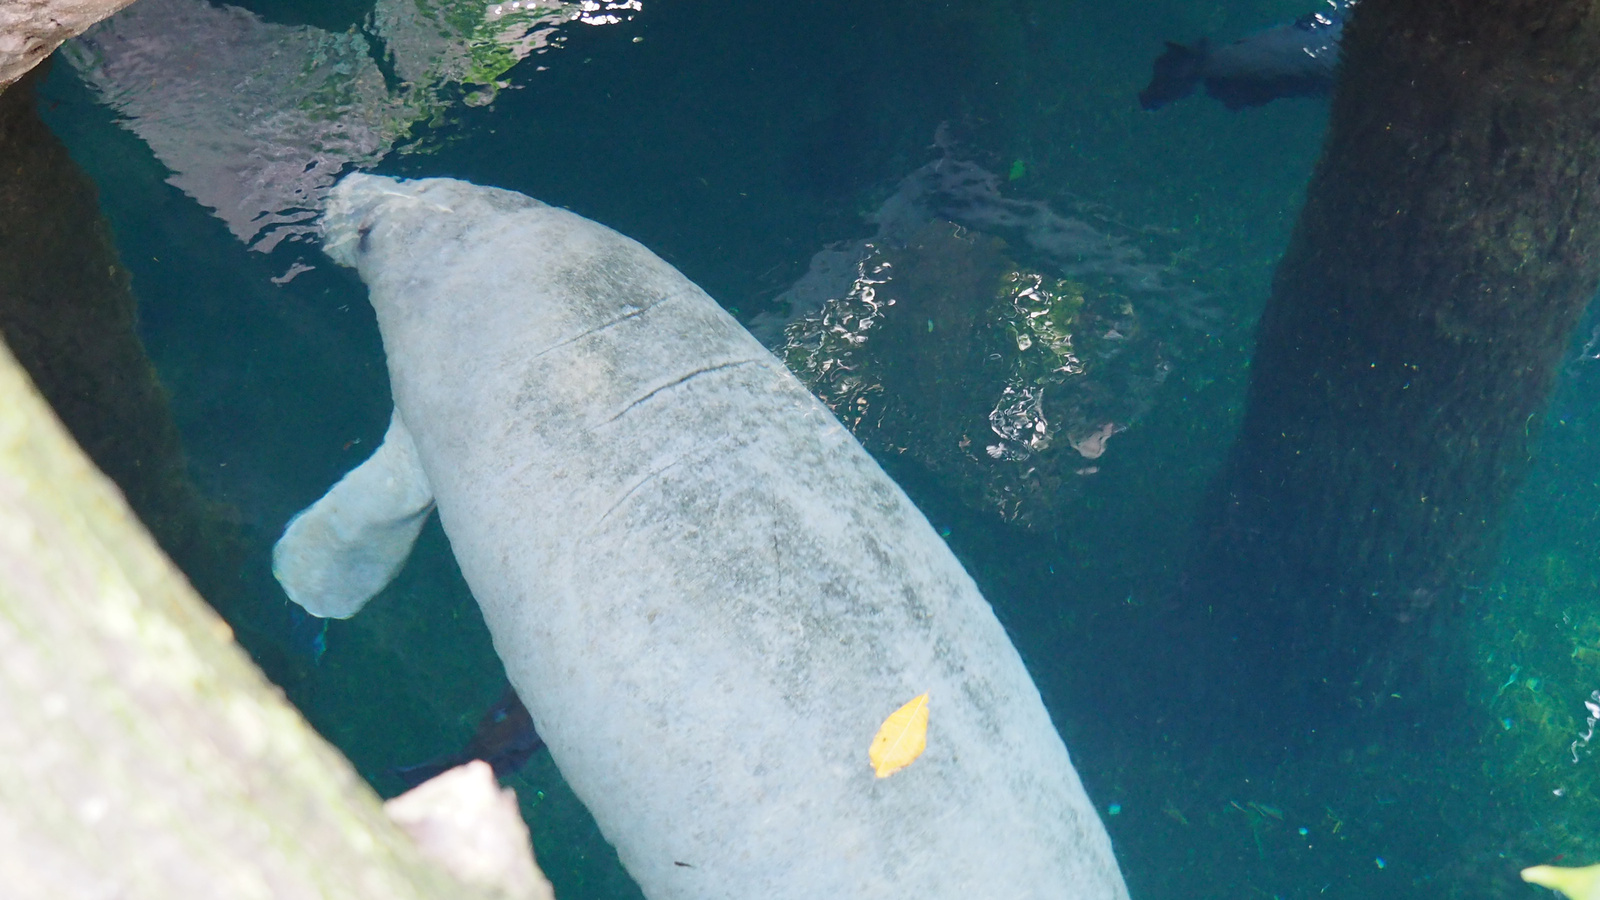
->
[869,692,929,778]
[1523,863,1600,900]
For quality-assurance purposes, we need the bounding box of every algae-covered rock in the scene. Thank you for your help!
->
[781,220,1170,530]
[0,0,137,91]
[64,0,632,252]
[0,321,500,900]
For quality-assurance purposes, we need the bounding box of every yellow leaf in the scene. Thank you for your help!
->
[1523,863,1600,900]
[869,692,929,778]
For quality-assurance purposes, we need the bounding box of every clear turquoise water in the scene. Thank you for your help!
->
[34,0,1600,897]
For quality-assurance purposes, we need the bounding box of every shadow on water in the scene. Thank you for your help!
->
[0,62,245,625]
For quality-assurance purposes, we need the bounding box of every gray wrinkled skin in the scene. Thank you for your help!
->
[313,173,1129,900]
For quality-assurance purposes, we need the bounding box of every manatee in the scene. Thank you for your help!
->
[273,172,1129,900]
[1139,0,1355,110]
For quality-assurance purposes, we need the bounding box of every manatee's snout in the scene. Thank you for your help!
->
[321,172,392,267]
[321,173,455,268]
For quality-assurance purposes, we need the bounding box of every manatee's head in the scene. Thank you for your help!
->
[321,173,547,270]
[322,173,419,268]
[320,173,466,268]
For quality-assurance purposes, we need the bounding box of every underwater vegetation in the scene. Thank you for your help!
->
[1466,548,1600,881]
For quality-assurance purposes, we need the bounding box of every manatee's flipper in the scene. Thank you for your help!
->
[272,409,435,618]
[1139,39,1210,110]
[391,684,544,789]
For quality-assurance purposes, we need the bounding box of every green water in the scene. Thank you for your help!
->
[29,0,1600,897]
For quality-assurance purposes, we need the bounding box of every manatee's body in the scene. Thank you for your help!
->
[1139,0,1354,110]
[275,173,1128,900]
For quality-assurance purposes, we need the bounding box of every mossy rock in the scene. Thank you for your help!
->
[781,220,1170,530]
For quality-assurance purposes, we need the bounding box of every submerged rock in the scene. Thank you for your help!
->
[780,219,1171,530]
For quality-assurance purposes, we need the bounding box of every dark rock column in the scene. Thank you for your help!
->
[0,62,240,602]
[1189,0,1600,724]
